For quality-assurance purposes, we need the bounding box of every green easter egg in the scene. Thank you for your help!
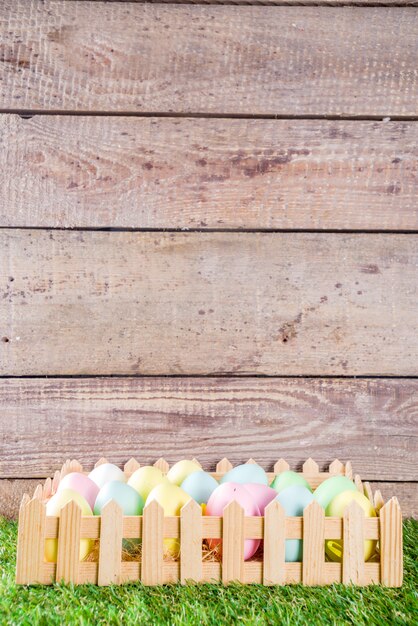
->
[271,470,312,493]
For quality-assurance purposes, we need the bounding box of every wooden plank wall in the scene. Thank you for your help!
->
[0,0,417,518]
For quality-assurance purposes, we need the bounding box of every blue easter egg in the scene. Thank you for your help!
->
[181,471,219,504]
[220,463,268,486]
[275,485,314,562]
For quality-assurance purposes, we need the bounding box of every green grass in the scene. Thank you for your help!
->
[1,517,417,626]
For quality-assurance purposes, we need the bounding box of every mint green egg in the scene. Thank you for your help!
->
[313,476,357,510]
[271,470,312,493]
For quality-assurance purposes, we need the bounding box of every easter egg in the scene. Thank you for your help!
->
[313,476,356,510]
[271,471,312,494]
[206,483,261,560]
[88,463,126,489]
[145,483,191,556]
[127,466,166,501]
[242,483,277,515]
[45,489,93,562]
[166,460,201,486]
[275,486,314,562]
[94,481,144,516]
[181,471,219,504]
[325,490,377,562]
[220,464,268,486]
[57,472,99,510]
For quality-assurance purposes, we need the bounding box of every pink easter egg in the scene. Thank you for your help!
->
[58,472,99,510]
[205,482,260,560]
[243,483,278,515]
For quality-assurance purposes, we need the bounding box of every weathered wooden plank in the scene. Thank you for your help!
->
[0,378,416,481]
[1,115,418,230]
[1,3,418,115]
[2,231,418,375]
[67,1,418,6]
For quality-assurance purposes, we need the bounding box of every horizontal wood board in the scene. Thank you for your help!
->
[2,230,418,376]
[1,3,418,115]
[0,377,416,480]
[1,115,418,230]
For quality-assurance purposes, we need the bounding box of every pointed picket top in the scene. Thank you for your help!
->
[60,498,83,517]
[354,474,363,493]
[124,457,140,477]
[274,458,290,474]
[345,460,353,480]
[144,498,164,517]
[374,489,385,512]
[69,459,83,473]
[20,493,30,511]
[303,458,319,475]
[265,498,285,517]
[43,476,53,499]
[223,499,244,516]
[363,481,373,503]
[52,470,61,494]
[33,484,43,500]
[381,495,401,516]
[329,459,344,475]
[191,458,202,468]
[25,496,47,519]
[216,457,233,473]
[60,459,72,478]
[101,498,124,518]
[304,498,324,516]
[181,497,201,516]
[95,457,109,468]
[154,457,169,473]
[245,458,257,464]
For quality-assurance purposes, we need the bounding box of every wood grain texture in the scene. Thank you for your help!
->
[0,378,416,481]
[2,230,418,375]
[1,115,418,230]
[1,3,418,115]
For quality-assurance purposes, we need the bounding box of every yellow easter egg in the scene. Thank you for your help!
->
[45,489,94,563]
[145,483,191,556]
[127,466,166,501]
[325,490,377,562]
[166,460,201,486]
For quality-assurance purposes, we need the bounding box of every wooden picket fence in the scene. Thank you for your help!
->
[15,458,403,587]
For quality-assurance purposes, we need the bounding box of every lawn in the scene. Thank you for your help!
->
[0,517,417,626]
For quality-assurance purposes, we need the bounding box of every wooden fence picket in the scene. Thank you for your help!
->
[15,498,46,585]
[216,458,233,473]
[303,500,325,585]
[380,498,403,587]
[98,501,124,585]
[274,459,290,474]
[342,501,365,585]
[123,458,140,478]
[180,500,202,584]
[154,458,169,474]
[222,501,244,583]
[56,501,82,584]
[141,501,164,585]
[329,459,344,475]
[263,500,285,585]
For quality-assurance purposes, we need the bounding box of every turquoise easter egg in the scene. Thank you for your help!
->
[94,481,144,516]
[220,464,268,486]
[275,485,314,562]
[181,471,218,504]
[313,476,357,510]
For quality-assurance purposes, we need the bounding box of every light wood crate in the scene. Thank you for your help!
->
[16,458,402,587]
